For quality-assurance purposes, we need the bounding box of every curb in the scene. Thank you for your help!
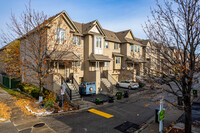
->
[39,88,151,117]
[136,116,155,133]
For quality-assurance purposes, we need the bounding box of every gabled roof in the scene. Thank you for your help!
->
[74,20,106,36]
[135,38,150,47]
[48,11,80,33]
[103,29,121,43]
[115,30,130,42]
[115,30,144,46]
[73,21,83,34]
[4,10,149,49]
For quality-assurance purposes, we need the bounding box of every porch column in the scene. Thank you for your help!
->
[140,63,144,77]
[53,61,56,73]
[65,65,66,81]
[95,61,99,70]
[107,62,110,70]
[132,63,136,81]
[57,61,59,73]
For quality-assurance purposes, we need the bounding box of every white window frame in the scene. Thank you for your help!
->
[147,47,150,53]
[116,57,120,64]
[94,36,103,54]
[95,36,102,48]
[104,62,108,67]
[138,46,140,52]
[55,28,65,44]
[73,36,81,46]
[114,43,118,50]
[131,44,133,52]
[105,41,109,48]
[95,61,100,70]
[72,55,81,67]
[135,45,137,52]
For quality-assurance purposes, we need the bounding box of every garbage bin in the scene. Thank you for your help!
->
[155,108,159,123]
[177,96,183,106]
[108,95,114,103]
[124,91,129,98]
[116,92,122,100]
[193,90,198,97]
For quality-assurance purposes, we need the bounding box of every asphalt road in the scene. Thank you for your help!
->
[81,87,146,103]
[40,89,163,133]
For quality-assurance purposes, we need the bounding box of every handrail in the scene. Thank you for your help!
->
[65,81,72,100]
[72,76,79,92]
[107,73,117,85]
[60,75,72,100]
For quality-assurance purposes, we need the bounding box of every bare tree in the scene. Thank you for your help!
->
[144,0,200,132]
[1,2,79,101]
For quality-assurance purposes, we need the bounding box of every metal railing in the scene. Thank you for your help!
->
[107,73,117,85]
[72,76,79,93]
[65,82,72,100]
[60,75,72,100]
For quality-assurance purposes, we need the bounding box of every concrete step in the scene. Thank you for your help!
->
[72,97,81,101]
[72,93,80,97]
[72,95,81,99]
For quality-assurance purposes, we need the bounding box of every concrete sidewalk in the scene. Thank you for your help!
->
[0,87,56,133]
[139,106,184,133]
[140,97,200,133]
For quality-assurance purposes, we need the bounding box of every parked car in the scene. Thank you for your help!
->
[116,81,139,89]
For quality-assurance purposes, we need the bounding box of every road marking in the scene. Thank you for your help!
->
[88,109,114,118]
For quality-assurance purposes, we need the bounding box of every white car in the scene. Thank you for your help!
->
[116,81,139,89]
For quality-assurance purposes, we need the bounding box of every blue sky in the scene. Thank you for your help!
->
[0,0,157,40]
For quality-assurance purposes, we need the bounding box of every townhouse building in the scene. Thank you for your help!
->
[0,11,151,95]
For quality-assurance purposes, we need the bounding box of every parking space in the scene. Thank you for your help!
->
[82,94,110,103]
[116,87,146,95]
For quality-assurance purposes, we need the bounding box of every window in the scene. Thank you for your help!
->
[138,46,140,52]
[147,47,150,53]
[131,44,133,52]
[73,36,81,45]
[114,43,118,50]
[116,57,120,64]
[72,62,81,67]
[95,37,102,48]
[105,41,109,48]
[72,55,81,67]
[55,28,65,44]
[135,45,137,52]
[104,62,108,67]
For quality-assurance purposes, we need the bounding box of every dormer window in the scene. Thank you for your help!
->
[135,45,137,52]
[138,46,140,52]
[55,28,65,44]
[131,44,133,52]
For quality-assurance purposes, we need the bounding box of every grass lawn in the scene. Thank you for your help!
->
[0,84,29,99]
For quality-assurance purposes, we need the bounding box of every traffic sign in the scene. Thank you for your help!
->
[61,89,65,95]
[159,109,165,121]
